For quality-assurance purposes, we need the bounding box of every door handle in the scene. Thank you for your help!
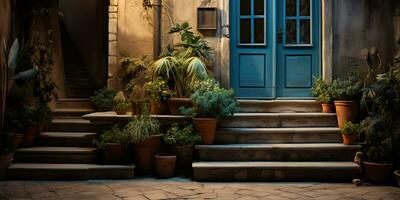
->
[277,28,283,44]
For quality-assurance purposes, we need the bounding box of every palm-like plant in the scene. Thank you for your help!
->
[152,22,213,98]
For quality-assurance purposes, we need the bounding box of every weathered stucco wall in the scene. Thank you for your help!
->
[333,0,400,77]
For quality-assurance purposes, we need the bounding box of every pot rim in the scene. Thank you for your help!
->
[169,97,191,101]
[362,161,393,166]
[155,153,176,158]
[334,100,358,104]
[193,117,217,121]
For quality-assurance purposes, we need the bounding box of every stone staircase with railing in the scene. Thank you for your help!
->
[6,98,135,180]
[193,100,361,182]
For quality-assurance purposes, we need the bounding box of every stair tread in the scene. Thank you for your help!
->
[196,143,360,149]
[238,100,318,103]
[193,161,359,168]
[9,163,134,170]
[218,127,340,132]
[16,147,97,153]
[52,118,91,123]
[232,113,336,117]
[40,132,96,138]
[53,108,94,113]
[57,98,90,102]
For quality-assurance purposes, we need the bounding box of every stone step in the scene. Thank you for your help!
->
[52,108,95,118]
[219,113,337,128]
[215,127,342,144]
[196,143,360,161]
[66,88,95,98]
[48,118,95,132]
[56,98,92,109]
[238,100,322,113]
[14,147,97,164]
[37,132,97,147]
[7,163,134,180]
[193,161,360,182]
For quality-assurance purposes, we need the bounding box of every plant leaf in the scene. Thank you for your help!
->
[7,39,19,69]
[12,69,37,80]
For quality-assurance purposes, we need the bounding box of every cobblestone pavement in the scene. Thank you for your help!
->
[0,178,399,200]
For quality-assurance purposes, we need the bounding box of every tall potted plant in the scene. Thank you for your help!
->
[122,106,161,175]
[95,126,127,164]
[360,67,400,184]
[33,103,53,133]
[330,76,363,128]
[312,77,334,113]
[163,123,201,176]
[113,91,129,115]
[152,22,212,114]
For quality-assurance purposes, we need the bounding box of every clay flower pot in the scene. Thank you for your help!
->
[174,145,193,176]
[168,98,192,115]
[363,161,393,184]
[114,109,128,115]
[342,134,358,145]
[321,103,335,113]
[334,101,359,128]
[193,118,217,145]
[155,153,176,178]
[104,143,125,164]
[132,135,161,176]
[394,170,400,187]
[0,153,13,180]
[22,124,39,147]
[13,133,24,150]
[150,100,170,115]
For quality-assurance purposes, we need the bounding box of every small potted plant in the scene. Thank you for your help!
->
[312,77,334,113]
[330,76,363,128]
[95,126,126,164]
[122,107,161,175]
[19,106,38,147]
[163,123,201,176]
[182,80,239,144]
[113,91,129,115]
[144,78,171,115]
[340,121,360,145]
[154,153,177,178]
[90,87,116,112]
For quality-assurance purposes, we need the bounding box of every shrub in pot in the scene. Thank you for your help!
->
[330,76,363,128]
[90,88,116,112]
[163,123,201,176]
[144,78,172,115]
[312,77,334,113]
[95,125,126,164]
[360,67,400,184]
[152,22,212,114]
[113,91,129,115]
[6,107,33,149]
[122,108,160,176]
[181,82,239,144]
[341,121,360,145]
[33,104,53,133]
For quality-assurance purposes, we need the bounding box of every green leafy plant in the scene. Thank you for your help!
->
[6,106,34,133]
[113,91,129,112]
[94,126,127,150]
[143,77,172,102]
[330,75,363,101]
[152,22,212,98]
[90,88,116,111]
[122,112,160,144]
[311,77,333,104]
[360,67,400,163]
[33,104,53,124]
[341,121,360,136]
[163,123,201,146]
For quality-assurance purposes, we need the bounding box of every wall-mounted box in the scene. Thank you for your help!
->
[197,7,217,31]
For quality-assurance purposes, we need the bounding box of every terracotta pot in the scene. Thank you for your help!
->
[38,123,47,133]
[168,98,192,115]
[132,135,161,176]
[150,100,170,115]
[334,101,360,128]
[155,153,176,178]
[131,101,145,116]
[193,118,217,145]
[13,133,24,150]
[174,145,193,176]
[0,153,13,180]
[22,124,39,147]
[104,143,125,164]
[363,161,393,184]
[321,103,335,113]
[342,134,358,145]
[394,170,400,187]
[114,109,128,115]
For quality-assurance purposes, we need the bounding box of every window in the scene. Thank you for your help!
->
[285,0,312,46]
[239,0,267,45]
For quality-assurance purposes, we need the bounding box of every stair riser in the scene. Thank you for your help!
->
[239,101,322,113]
[47,123,95,132]
[7,168,134,180]
[219,115,338,128]
[37,136,95,147]
[193,167,359,182]
[215,131,342,144]
[56,101,92,109]
[52,111,94,118]
[197,147,359,161]
[14,153,97,164]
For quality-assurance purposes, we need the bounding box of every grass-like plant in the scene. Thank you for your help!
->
[113,91,129,113]
[122,110,160,144]
[163,123,201,146]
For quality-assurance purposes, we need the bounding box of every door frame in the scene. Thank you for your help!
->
[223,0,333,98]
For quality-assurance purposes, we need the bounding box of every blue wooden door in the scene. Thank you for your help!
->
[276,0,321,98]
[230,0,320,98]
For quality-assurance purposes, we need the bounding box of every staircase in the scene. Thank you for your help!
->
[61,25,97,98]
[193,100,361,182]
[7,98,135,180]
